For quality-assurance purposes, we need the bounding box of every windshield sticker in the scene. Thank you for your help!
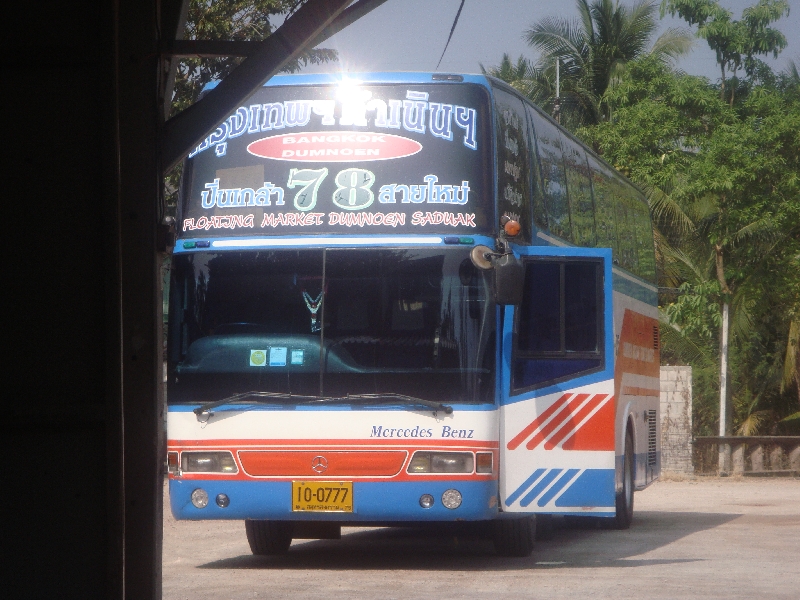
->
[269,347,288,367]
[189,89,477,159]
[249,350,267,367]
[248,132,422,162]
[290,350,304,365]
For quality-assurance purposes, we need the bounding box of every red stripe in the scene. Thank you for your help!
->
[525,394,590,450]
[506,393,571,450]
[168,438,499,448]
[544,394,607,449]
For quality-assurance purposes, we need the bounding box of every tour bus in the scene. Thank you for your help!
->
[166,72,660,557]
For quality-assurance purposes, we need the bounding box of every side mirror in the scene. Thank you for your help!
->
[492,253,524,305]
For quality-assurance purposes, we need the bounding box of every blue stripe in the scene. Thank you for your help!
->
[519,469,561,507]
[504,468,545,507]
[554,469,615,508]
[537,469,580,506]
[612,272,658,304]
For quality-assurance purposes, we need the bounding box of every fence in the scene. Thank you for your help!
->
[693,436,800,476]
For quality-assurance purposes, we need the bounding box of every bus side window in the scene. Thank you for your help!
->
[587,156,617,252]
[561,137,597,247]
[525,104,547,231]
[633,202,657,283]
[513,259,603,391]
[613,183,638,273]
[531,115,571,242]
[493,86,532,242]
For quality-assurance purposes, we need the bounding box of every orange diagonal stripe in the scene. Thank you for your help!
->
[544,394,607,449]
[506,393,572,450]
[525,394,590,450]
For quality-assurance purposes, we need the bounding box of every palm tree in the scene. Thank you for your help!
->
[523,0,693,126]
[480,54,538,98]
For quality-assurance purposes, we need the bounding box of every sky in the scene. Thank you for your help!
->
[301,0,800,82]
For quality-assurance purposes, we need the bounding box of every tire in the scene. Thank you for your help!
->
[492,516,536,557]
[245,519,293,555]
[614,429,635,529]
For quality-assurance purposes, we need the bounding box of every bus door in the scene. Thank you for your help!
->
[498,246,617,516]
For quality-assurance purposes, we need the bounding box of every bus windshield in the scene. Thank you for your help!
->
[167,248,496,405]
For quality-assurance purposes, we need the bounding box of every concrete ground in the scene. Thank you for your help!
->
[162,477,800,599]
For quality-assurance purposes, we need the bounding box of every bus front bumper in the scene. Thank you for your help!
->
[169,478,499,522]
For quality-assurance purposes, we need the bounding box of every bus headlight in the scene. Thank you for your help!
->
[407,452,474,473]
[181,451,237,473]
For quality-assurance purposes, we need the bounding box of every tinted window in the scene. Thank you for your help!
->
[613,181,638,273]
[493,87,532,242]
[526,105,548,231]
[168,248,496,404]
[586,155,617,251]
[632,201,656,282]
[532,116,571,241]
[561,136,596,247]
[514,259,603,390]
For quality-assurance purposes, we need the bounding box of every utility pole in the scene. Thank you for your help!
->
[718,301,731,474]
[553,58,561,124]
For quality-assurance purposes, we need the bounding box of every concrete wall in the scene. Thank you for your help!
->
[660,366,693,474]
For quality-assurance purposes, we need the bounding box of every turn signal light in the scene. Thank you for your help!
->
[476,452,493,474]
[167,452,179,474]
[503,219,521,237]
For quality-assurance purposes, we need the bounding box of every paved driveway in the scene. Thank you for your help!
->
[162,477,800,599]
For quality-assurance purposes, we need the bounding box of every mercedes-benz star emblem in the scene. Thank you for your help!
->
[311,455,328,474]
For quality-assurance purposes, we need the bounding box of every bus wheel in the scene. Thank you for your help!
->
[614,429,635,529]
[492,516,536,557]
[245,519,292,555]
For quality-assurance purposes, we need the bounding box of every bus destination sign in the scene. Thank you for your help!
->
[179,82,492,238]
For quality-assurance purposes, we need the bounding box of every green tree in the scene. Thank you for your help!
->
[171,0,338,116]
[521,0,692,128]
[583,56,800,437]
[661,0,790,105]
[480,53,539,98]
[164,0,338,216]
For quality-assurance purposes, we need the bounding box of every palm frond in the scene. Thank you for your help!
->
[649,27,694,63]
[645,184,697,236]
[782,319,800,393]
[736,409,773,436]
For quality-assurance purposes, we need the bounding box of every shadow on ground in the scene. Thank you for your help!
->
[198,510,738,572]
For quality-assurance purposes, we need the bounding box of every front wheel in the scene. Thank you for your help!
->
[245,519,292,555]
[614,429,635,529]
[492,516,536,557]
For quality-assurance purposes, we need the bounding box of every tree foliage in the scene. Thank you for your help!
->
[503,0,693,129]
[582,50,800,435]
[170,0,338,116]
[660,0,790,104]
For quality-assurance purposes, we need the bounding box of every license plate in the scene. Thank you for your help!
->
[292,481,353,512]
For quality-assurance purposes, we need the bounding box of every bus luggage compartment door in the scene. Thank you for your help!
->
[498,247,617,516]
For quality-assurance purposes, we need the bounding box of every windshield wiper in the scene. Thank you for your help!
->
[193,391,452,420]
[193,391,320,420]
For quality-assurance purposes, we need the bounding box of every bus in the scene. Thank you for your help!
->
[166,72,660,557]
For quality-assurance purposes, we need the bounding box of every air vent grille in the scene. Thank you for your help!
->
[646,409,657,466]
[653,325,660,349]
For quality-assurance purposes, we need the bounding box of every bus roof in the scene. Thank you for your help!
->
[201,72,492,93]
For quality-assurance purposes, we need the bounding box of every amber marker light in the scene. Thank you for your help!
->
[503,219,521,237]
